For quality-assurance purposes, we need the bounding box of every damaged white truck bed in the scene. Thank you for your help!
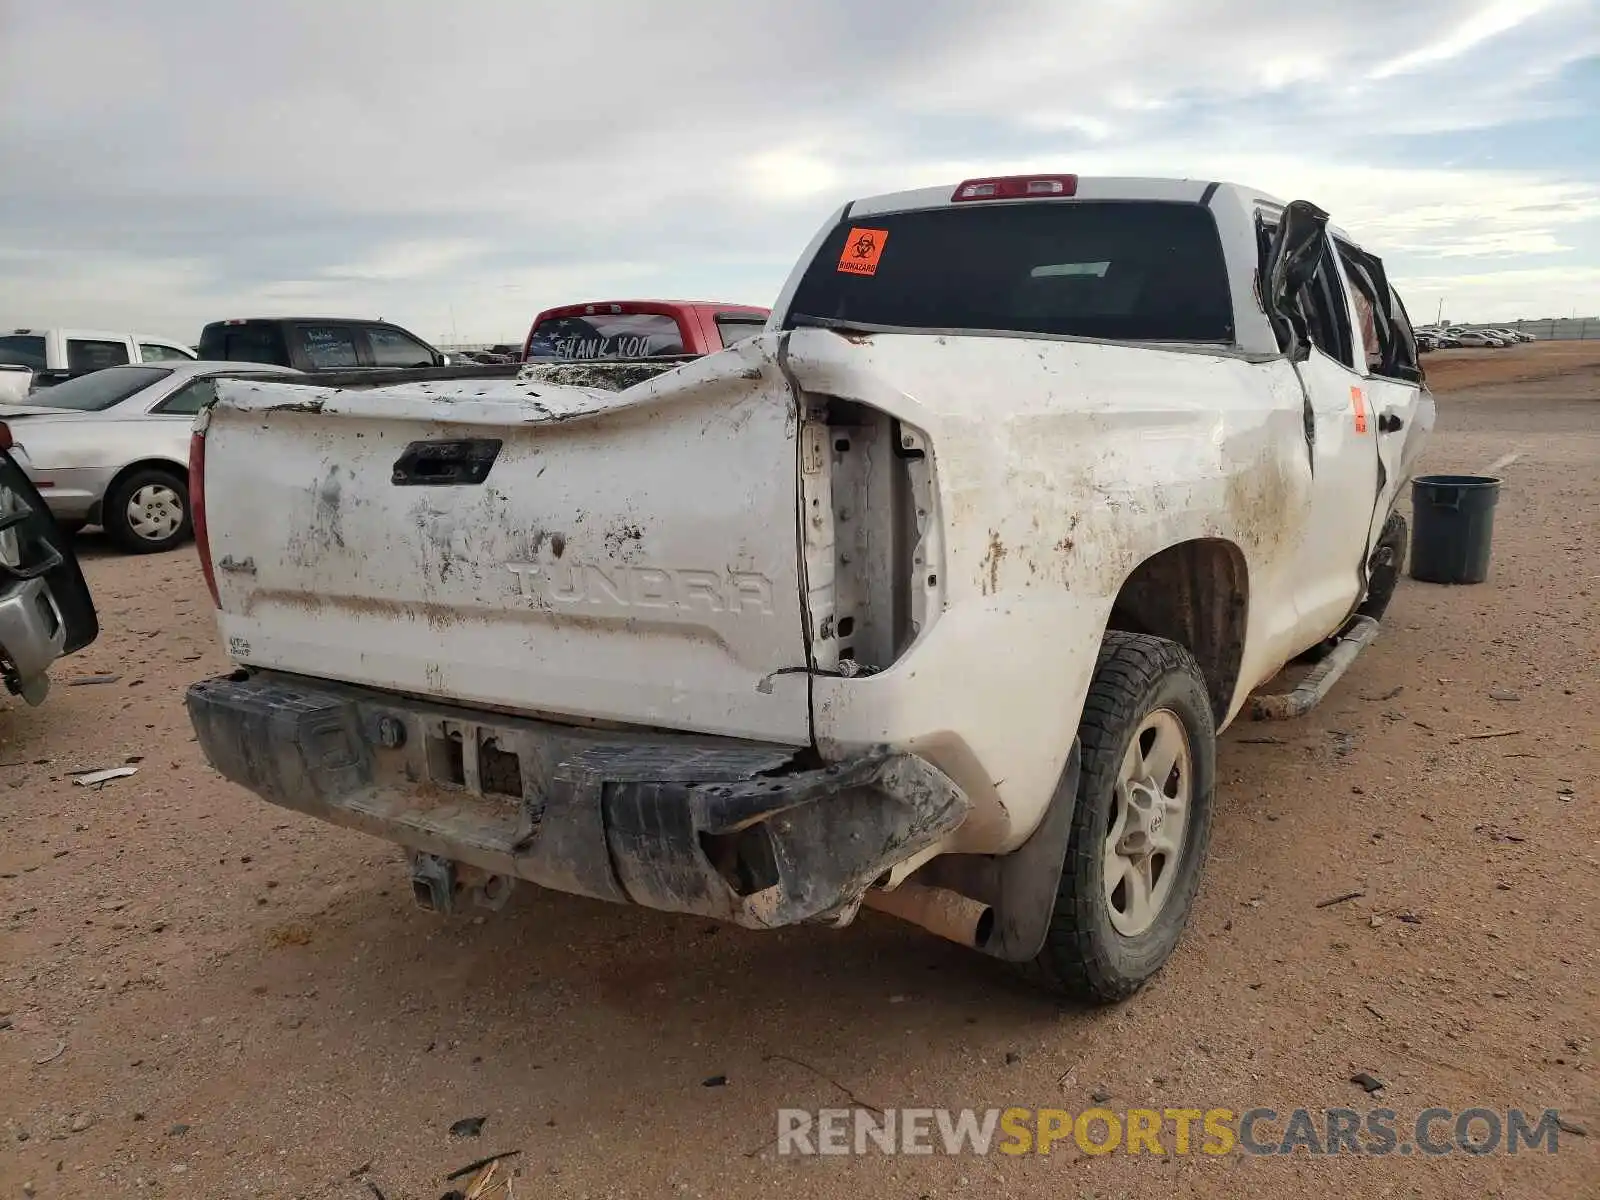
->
[187,175,1433,1001]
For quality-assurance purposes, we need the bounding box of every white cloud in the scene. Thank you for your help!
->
[1,0,1596,339]
[1398,265,1600,322]
[1368,0,1567,79]
[743,147,845,203]
[0,252,217,337]
[320,240,487,284]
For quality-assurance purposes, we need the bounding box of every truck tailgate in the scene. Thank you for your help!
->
[204,351,811,743]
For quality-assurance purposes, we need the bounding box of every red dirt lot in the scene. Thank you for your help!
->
[2,343,1596,1199]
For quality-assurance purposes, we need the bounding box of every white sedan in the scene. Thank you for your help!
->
[0,360,296,553]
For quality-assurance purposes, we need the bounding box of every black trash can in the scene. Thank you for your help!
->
[1409,474,1501,584]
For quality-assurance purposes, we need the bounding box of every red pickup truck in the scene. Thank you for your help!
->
[522,300,769,362]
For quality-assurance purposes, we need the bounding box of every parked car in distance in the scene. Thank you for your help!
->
[1450,328,1504,348]
[1,360,298,553]
[0,431,98,705]
[197,318,446,373]
[0,328,197,391]
[1485,327,1532,344]
[523,300,770,362]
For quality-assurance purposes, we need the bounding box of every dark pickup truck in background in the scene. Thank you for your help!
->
[197,318,448,372]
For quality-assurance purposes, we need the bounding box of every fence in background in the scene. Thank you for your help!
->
[1497,318,1600,341]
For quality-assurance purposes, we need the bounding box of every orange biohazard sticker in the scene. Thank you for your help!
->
[1351,386,1369,434]
[837,227,888,276]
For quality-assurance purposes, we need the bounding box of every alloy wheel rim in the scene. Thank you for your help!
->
[127,484,183,542]
[1104,708,1192,936]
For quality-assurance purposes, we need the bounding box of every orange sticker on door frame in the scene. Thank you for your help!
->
[1350,386,1369,434]
[837,227,888,276]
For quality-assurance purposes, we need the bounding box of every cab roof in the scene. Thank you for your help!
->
[843,175,1357,247]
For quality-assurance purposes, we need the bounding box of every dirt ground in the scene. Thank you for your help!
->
[2,343,1595,1199]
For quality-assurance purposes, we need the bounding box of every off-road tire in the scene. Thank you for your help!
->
[104,467,192,555]
[1356,510,1407,623]
[1023,631,1217,1004]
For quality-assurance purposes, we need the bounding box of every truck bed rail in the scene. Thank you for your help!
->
[243,355,704,392]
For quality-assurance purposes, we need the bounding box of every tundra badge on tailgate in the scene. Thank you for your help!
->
[506,562,775,616]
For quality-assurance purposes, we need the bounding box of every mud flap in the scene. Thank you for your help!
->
[920,740,1081,962]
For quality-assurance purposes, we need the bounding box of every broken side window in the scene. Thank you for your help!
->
[1335,240,1422,384]
[1298,245,1356,370]
[1256,210,1355,369]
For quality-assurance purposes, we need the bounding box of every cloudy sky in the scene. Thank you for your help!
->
[2,0,1597,345]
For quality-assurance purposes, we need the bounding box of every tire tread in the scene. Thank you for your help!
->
[1021,631,1216,1003]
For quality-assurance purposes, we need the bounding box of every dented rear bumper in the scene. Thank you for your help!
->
[186,671,970,928]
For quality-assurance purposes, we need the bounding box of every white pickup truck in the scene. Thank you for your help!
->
[0,328,197,397]
[186,175,1432,1002]
[0,366,29,406]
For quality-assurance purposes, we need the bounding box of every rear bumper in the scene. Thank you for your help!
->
[186,671,971,928]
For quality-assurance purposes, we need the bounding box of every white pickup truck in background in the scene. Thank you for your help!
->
[0,328,197,397]
[0,366,29,406]
[185,175,1432,1002]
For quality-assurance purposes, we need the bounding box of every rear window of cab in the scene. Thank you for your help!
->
[198,323,291,366]
[0,335,47,369]
[784,200,1234,344]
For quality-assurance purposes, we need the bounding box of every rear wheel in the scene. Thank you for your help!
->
[1025,631,1216,1003]
[104,468,191,554]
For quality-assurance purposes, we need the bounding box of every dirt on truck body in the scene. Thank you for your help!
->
[186,175,1432,1003]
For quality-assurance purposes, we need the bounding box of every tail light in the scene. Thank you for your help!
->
[0,422,11,451]
[952,174,1078,202]
[189,427,220,608]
